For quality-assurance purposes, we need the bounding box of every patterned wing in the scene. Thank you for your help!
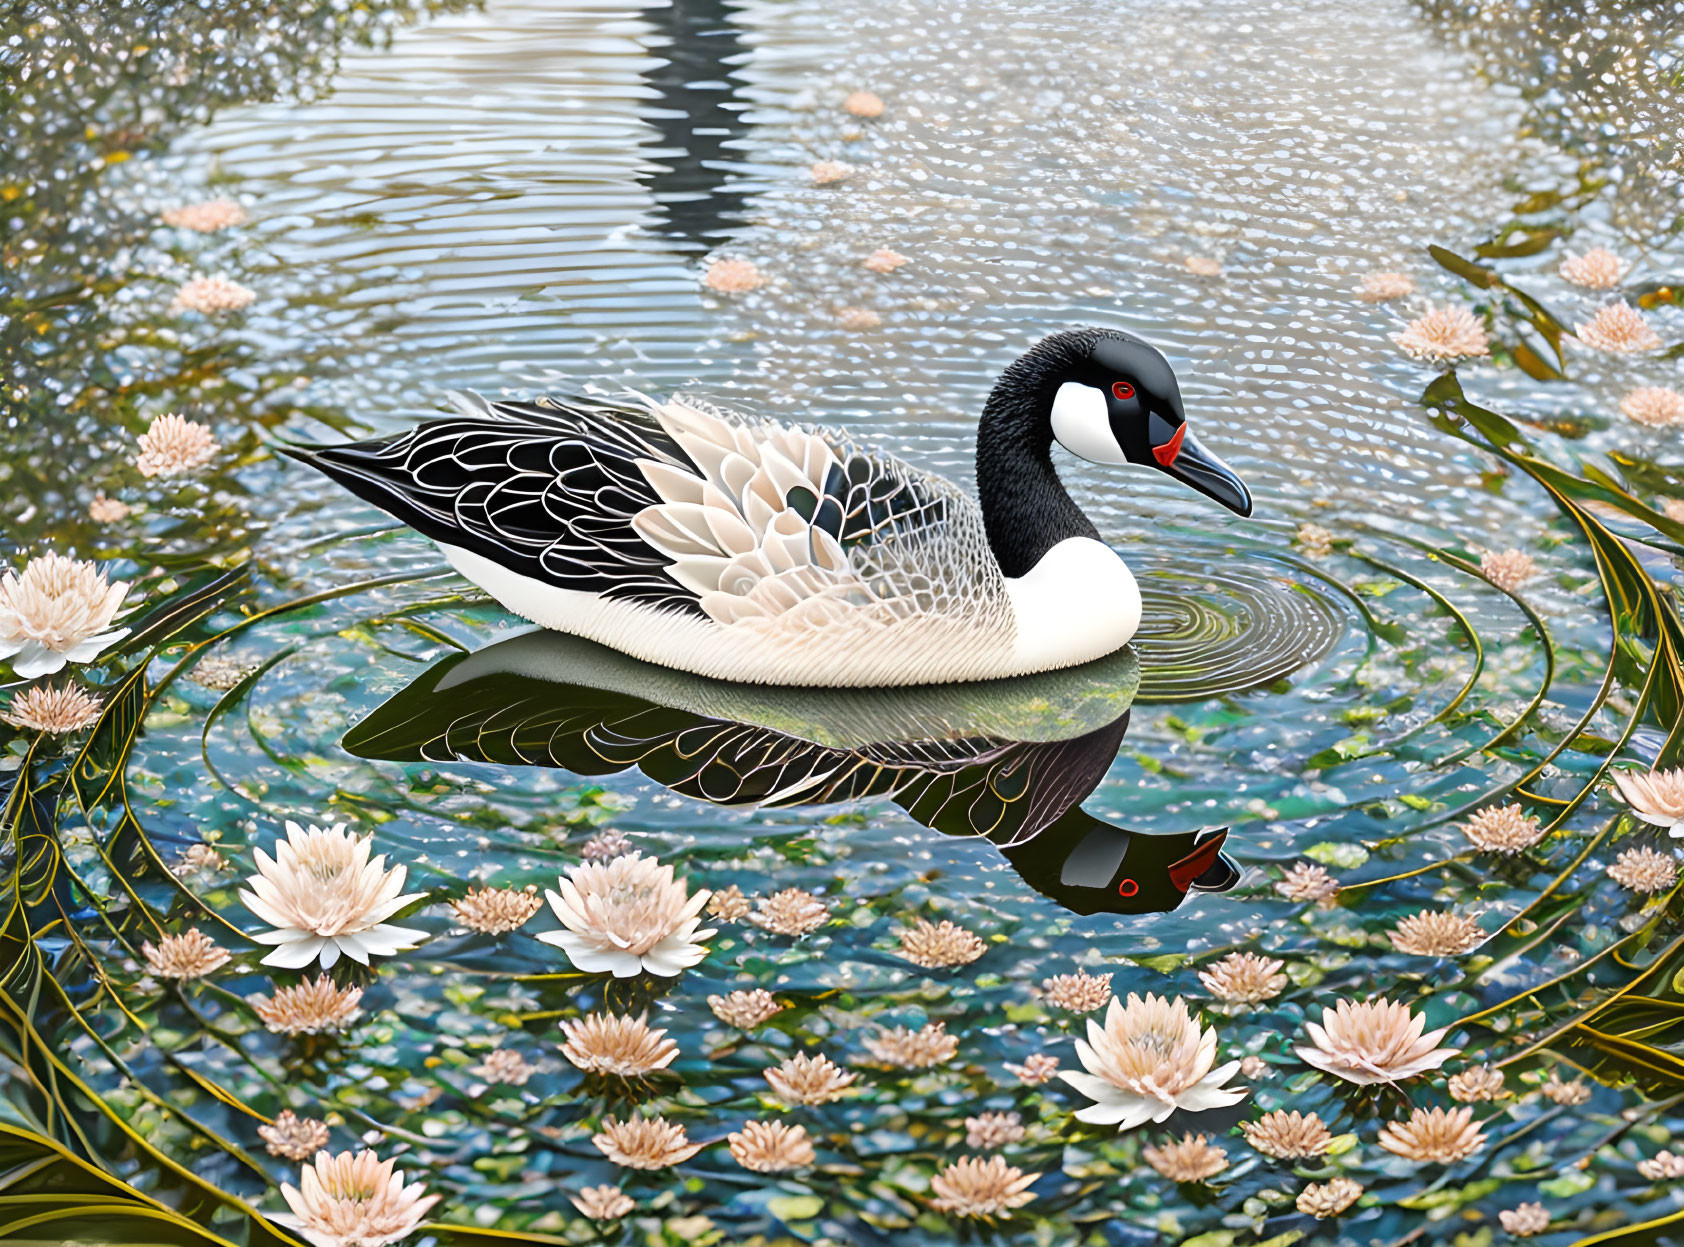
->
[633,400,1010,636]
[288,395,706,615]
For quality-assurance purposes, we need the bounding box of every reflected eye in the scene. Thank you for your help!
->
[1116,878,1139,897]
[1112,382,1136,401]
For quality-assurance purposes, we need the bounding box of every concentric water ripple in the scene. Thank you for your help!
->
[1134,557,1349,700]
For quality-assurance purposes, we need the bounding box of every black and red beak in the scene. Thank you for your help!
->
[1151,424,1252,517]
[1168,828,1233,892]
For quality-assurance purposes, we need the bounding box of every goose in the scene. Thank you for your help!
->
[344,627,1240,915]
[286,327,1252,687]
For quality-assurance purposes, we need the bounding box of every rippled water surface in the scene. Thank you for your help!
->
[5,0,1684,1243]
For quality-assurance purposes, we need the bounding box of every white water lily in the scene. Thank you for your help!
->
[1296,998,1458,1085]
[240,821,426,969]
[1058,993,1247,1130]
[539,852,714,977]
[277,1148,438,1247]
[0,552,131,679]
[1613,768,1684,831]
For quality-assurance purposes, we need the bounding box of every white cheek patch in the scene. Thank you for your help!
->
[1050,382,1126,465]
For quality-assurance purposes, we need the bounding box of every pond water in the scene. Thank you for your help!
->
[4,0,1684,1243]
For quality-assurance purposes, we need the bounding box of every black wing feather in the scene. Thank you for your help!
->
[284,397,706,616]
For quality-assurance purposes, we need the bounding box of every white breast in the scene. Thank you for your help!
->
[1003,537,1141,672]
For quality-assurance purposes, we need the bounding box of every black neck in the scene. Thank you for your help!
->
[975,355,1100,579]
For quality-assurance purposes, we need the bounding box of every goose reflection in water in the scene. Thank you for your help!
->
[344,630,1241,917]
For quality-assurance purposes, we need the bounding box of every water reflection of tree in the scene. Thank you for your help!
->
[1418,0,1684,238]
[0,0,476,552]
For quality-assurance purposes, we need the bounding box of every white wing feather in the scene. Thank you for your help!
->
[628,399,1018,684]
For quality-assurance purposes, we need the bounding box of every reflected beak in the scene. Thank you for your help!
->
[1153,426,1252,517]
[1167,828,1229,891]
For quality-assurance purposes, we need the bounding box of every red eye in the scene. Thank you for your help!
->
[1112,382,1135,401]
[1117,878,1139,897]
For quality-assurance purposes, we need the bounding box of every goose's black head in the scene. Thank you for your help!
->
[977,327,1252,576]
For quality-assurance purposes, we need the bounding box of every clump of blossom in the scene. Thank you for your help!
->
[559,1012,678,1078]
[1388,909,1484,956]
[707,884,752,922]
[1041,970,1112,1013]
[0,552,131,679]
[1296,998,1457,1085]
[276,1148,438,1247]
[929,1155,1037,1220]
[240,820,425,969]
[451,884,542,934]
[539,852,713,977]
[1607,845,1677,894]
[190,653,257,690]
[707,988,782,1029]
[579,829,634,862]
[1276,861,1339,903]
[1004,1053,1059,1085]
[171,274,255,315]
[141,928,232,980]
[1358,271,1414,301]
[764,1052,857,1105]
[251,975,364,1036]
[864,1021,958,1069]
[172,843,228,878]
[1242,1110,1333,1159]
[1392,304,1489,362]
[1449,1064,1505,1102]
[703,258,764,294]
[1295,523,1333,559]
[1620,387,1684,428]
[1184,255,1222,278]
[88,493,130,523]
[1376,1105,1485,1162]
[135,413,218,478]
[1142,1132,1228,1182]
[728,1120,815,1172]
[1575,302,1662,353]
[161,199,246,231]
[1460,804,1545,854]
[1541,1072,1591,1105]
[1060,993,1246,1130]
[811,160,854,184]
[1297,1177,1363,1219]
[1480,548,1537,592]
[259,1110,330,1161]
[471,1048,534,1086]
[964,1111,1024,1149]
[843,90,884,118]
[748,887,828,936]
[592,1115,701,1170]
[1639,1150,1684,1180]
[571,1185,633,1220]
[1499,1202,1551,1237]
[1198,952,1288,1003]
[896,918,985,968]
[838,305,882,331]
[1559,247,1623,289]
[864,247,908,273]
[1,684,102,734]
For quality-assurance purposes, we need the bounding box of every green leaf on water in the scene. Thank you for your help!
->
[1132,953,1188,974]
[768,1195,824,1222]
[1538,1170,1597,1198]
[1429,244,1501,289]
[1304,841,1368,869]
